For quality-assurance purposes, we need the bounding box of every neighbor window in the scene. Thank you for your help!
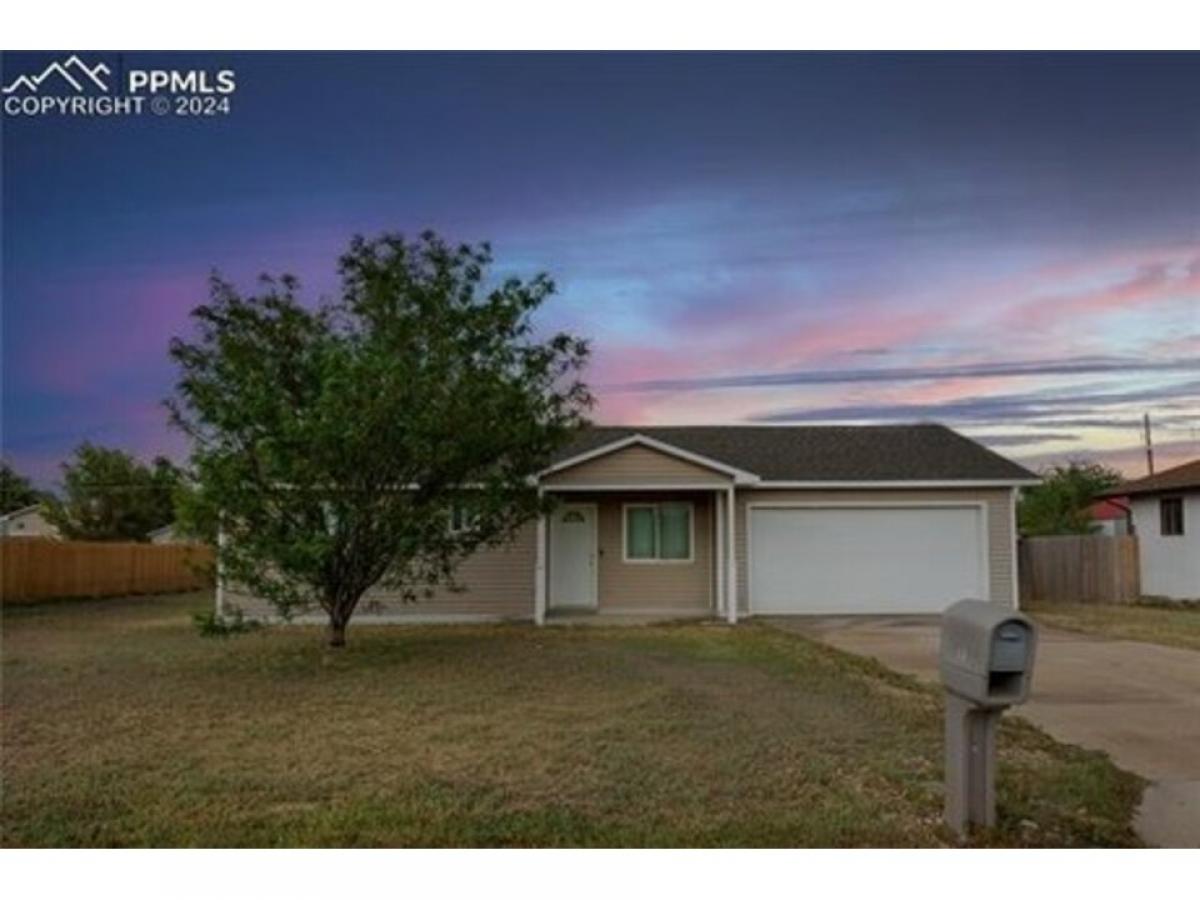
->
[1160,497,1184,536]
[448,502,479,535]
[624,502,692,562]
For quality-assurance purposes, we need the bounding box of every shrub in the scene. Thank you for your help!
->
[193,607,260,638]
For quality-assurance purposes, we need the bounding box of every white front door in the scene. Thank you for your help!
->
[549,503,598,609]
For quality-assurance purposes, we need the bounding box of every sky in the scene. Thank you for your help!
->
[2,51,1198,487]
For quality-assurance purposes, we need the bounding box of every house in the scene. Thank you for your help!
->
[222,424,1038,624]
[1102,459,1200,601]
[148,523,182,544]
[0,505,59,539]
[1088,497,1132,536]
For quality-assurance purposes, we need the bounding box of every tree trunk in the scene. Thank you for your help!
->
[324,580,371,648]
[325,589,362,648]
[328,618,347,648]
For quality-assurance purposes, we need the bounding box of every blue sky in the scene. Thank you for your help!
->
[3,52,1197,485]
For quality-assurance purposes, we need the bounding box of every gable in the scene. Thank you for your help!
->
[541,443,734,486]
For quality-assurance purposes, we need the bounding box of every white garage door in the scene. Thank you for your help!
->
[749,505,986,615]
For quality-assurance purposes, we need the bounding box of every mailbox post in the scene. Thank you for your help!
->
[939,600,1037,835]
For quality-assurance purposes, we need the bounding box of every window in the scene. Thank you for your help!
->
[624,502,693,562]
[1160,497,1184,536]
[448,502,479,535]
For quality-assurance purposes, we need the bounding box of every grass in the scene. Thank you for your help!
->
[2,592,1143,847]
[1027,601,1200,653]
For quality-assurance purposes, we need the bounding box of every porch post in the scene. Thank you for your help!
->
[534,490,547,626]
[714,490,726,615]
[215,513,227,618]
[726,486,738,624]
[1010,486,1020,610]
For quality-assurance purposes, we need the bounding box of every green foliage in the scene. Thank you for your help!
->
[42,444,182,541]
[0,461,42,515]
[168,231,592,645]
[168,480,211,543]
[192,607,260,638]
[1018,461,1124,536]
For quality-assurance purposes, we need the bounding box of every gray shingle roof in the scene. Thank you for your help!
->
[551,424,1038,482]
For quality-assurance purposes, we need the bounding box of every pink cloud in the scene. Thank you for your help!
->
[592,242,1200,406]
[1009,257,1200,329]
[876,376,1016,406]
[585,240,1200,471]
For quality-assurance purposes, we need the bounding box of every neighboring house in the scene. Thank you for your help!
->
[1102,459,1200,601]
[1088,497,1132,536]
[222,424,1038,624]
[0,504,60,539]
[148,523,182,544]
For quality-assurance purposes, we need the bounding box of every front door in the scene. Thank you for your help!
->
[549,503,598,609]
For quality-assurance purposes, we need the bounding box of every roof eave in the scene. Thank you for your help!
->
[1107,484,1200,498]
[752,478,1042,489]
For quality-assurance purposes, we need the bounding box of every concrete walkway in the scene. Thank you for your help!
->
[767,616,1200,847]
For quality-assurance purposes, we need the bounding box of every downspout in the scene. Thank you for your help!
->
[534,487,547,626]
[714,489,726,617]
[1010,487,1020,610]
[726,485,738,624]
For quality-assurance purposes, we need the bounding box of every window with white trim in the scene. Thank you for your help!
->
[624,502,693,562]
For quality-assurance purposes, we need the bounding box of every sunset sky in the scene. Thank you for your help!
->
[3,51,1198,486]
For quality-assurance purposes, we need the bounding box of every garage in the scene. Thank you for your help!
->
[748,504,987,615]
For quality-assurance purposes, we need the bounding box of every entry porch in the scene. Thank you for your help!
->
[533,488,738,625]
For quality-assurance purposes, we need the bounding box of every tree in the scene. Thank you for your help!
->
[44,443,182,541]
[168,231,592,647]
[1018,461,1124,536]
[0,461,41,515]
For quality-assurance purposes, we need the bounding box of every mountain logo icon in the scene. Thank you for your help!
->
[2,55,111,94]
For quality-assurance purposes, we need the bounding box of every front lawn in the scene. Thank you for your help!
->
[1028,601,1200,653]
[2,592,1142,847]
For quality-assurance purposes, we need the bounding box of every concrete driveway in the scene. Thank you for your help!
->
[768,616,1200,847]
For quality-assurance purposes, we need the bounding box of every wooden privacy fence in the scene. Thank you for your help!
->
[1019,534,1140,605]
[0,538,214,603]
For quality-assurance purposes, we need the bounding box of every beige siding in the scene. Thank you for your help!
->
[733,488,1016,612]
[567,492,715,613]
[224,485,1018,624]
[543,444,733,486]
[224,521,537,622]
